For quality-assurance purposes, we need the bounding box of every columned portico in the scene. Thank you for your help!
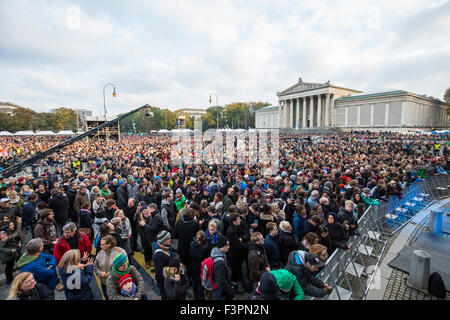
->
[276,78,361,129]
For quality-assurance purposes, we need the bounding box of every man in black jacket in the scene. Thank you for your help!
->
[226,214,248,293]
[48,189,70,236]
[173,208,200,278]
[211,235,234,300]
[124,198,139,251]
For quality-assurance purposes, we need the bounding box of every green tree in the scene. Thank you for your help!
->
[54,107,77,131]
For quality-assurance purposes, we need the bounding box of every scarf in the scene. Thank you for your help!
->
[205,230,218,244]
[111,262,131,280]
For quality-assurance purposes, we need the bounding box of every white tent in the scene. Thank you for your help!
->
[0,131,12,136]
[158,129,169,133]
[14,131,35,135]
[36,131,56,135]
[56,130,75,135]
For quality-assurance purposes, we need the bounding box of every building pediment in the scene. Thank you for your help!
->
[277,78,329,96]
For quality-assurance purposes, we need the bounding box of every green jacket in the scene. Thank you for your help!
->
[361,193,379,207]
[270,269,305,300]
[175,195,186,212]
[0,240,17,263]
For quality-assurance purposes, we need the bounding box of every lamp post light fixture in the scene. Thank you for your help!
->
[209,93,219,130]
[103,83,117,143]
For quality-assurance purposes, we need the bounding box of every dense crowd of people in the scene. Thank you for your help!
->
[0,131,448,300]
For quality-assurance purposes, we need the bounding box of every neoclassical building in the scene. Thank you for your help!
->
[254,78,448,131]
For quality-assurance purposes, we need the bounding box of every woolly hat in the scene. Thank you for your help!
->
[118,274,133,290]
[118,180,125,187]
[216,235,229,248]
[112,253,128,270]
[157,230,171,244]
[259,271,280,296]
[168,257,180,268]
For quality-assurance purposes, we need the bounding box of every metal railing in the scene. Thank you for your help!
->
[308,173,450,300]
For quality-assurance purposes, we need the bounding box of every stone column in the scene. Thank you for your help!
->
[310,96,315,128]
[278,101,283,128]
[284,100,289,128]
[296,98,300,129]
[330,94,335,127]
[317,95,322,127]
[302,98,306,128]
[325,93,330,127]
[289,99,294,128]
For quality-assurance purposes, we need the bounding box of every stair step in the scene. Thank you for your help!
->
[368,230,381,241]
[345,263,365,277]
[358,244,374,256]
[327,286,352,300]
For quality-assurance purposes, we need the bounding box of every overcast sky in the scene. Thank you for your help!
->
[1,0,449,117]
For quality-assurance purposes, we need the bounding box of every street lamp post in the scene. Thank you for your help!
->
[209,93,219,130]
[103,83,117,143]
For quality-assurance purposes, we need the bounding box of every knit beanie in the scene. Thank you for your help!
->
[216,235,229,249]
[112,254,128,270]
[259,272,280,296]
[118,274,133,290]
[157,230,171,244]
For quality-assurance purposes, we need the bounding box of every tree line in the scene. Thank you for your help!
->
[119,101,271,133]
[0,107,77,133]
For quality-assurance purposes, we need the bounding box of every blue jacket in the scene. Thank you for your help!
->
[293,213,306,241]
[18,253,57,290]
[59,265,94,300]
[264,234,281,269]
[22,201,36,227]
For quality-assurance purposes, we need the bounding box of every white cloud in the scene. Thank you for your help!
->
[0,0,449,117]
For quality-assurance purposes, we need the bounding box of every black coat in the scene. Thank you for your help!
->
[116,185,128,209]
[189,240,209,285]
[173,215,200,265]
[48,193,69,225]
[325,222,347,253]
[278,230,299,266]
[16,283,55,300]
[153,248,174,284]
[226,224,247,262]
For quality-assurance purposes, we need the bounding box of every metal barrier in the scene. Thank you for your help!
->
[308,173,450,300]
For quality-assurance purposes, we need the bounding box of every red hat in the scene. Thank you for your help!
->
[118,274,133,290]
[42,173,47,177]
[18,177,25,182]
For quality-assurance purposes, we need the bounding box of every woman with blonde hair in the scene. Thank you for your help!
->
[58,249,94,300]
[8,272,54,300]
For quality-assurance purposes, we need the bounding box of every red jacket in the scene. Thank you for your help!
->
[53,232,92,264]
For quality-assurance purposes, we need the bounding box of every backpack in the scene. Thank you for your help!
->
[32,221,50,239]
[200,256,224,291]
[428,272,447,299]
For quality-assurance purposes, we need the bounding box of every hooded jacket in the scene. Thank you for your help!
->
[161,199,176,230]
[211,247,233,300]
[163,265,190,300]
[17,252,57,290]
[285,250,325,298]
[269,269,305,300]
